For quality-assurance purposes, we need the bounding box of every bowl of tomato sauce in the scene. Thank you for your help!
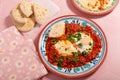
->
[38,15,107,78]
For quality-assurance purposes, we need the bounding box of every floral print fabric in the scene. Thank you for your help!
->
[0,26,48,80]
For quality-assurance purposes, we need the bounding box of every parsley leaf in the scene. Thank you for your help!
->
[52,38,58,44]
[71,58,79,62]
[89,42,93,46]
[57,58,63,68]
[73,32,81,41]
[72,52,79,56]
[78,43,83,47]
[67,34,75,42]
[82,51,89,56]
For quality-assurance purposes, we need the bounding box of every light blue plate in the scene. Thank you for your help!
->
[38,15,107,78]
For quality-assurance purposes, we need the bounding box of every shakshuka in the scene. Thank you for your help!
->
[46,22,102,68]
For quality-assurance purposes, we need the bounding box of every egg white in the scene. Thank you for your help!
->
[76,33,93,53]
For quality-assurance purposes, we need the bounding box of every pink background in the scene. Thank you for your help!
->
[0,0,120,80]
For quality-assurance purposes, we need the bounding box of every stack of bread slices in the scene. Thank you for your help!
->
[10,0,48,32]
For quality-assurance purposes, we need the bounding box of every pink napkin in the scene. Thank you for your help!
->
[0,26,48,80]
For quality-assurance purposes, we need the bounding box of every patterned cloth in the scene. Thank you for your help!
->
[0,26,48,80]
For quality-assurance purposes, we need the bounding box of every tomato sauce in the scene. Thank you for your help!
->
[46,23,102,68]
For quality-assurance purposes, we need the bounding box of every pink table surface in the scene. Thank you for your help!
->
[0,0,120,80]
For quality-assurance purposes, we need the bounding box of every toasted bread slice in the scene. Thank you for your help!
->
[20,0,33,17]
[16,18,35,32]
[49,22,65,38]
[33,3,48,25]
[11,14,35,32]
[11,4,27,24]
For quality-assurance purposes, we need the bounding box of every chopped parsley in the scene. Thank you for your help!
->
[67,32,81,42]
[67,34,75,42]
[57,58,63,68]
[78,43,83,47]
[80,59,82,63]
[82,51,89,56]
[52,38,58,44]
[72,52,79,56]
[73,32,81,41]
[89,42,93,46]
[71,58,79,62]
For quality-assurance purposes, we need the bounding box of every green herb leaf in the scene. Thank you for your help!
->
[57,58,63,68]
[58,62,62,68]
[73,33,81,41]
[89,42,93,46]
[58,58,63,63]
[72,52,79,56]
[78,43,83,47]
[67,32,81,42]
[71,58,79,62]
[82,51,89,56]
[67,34,75,42]
[52,38,58,44]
